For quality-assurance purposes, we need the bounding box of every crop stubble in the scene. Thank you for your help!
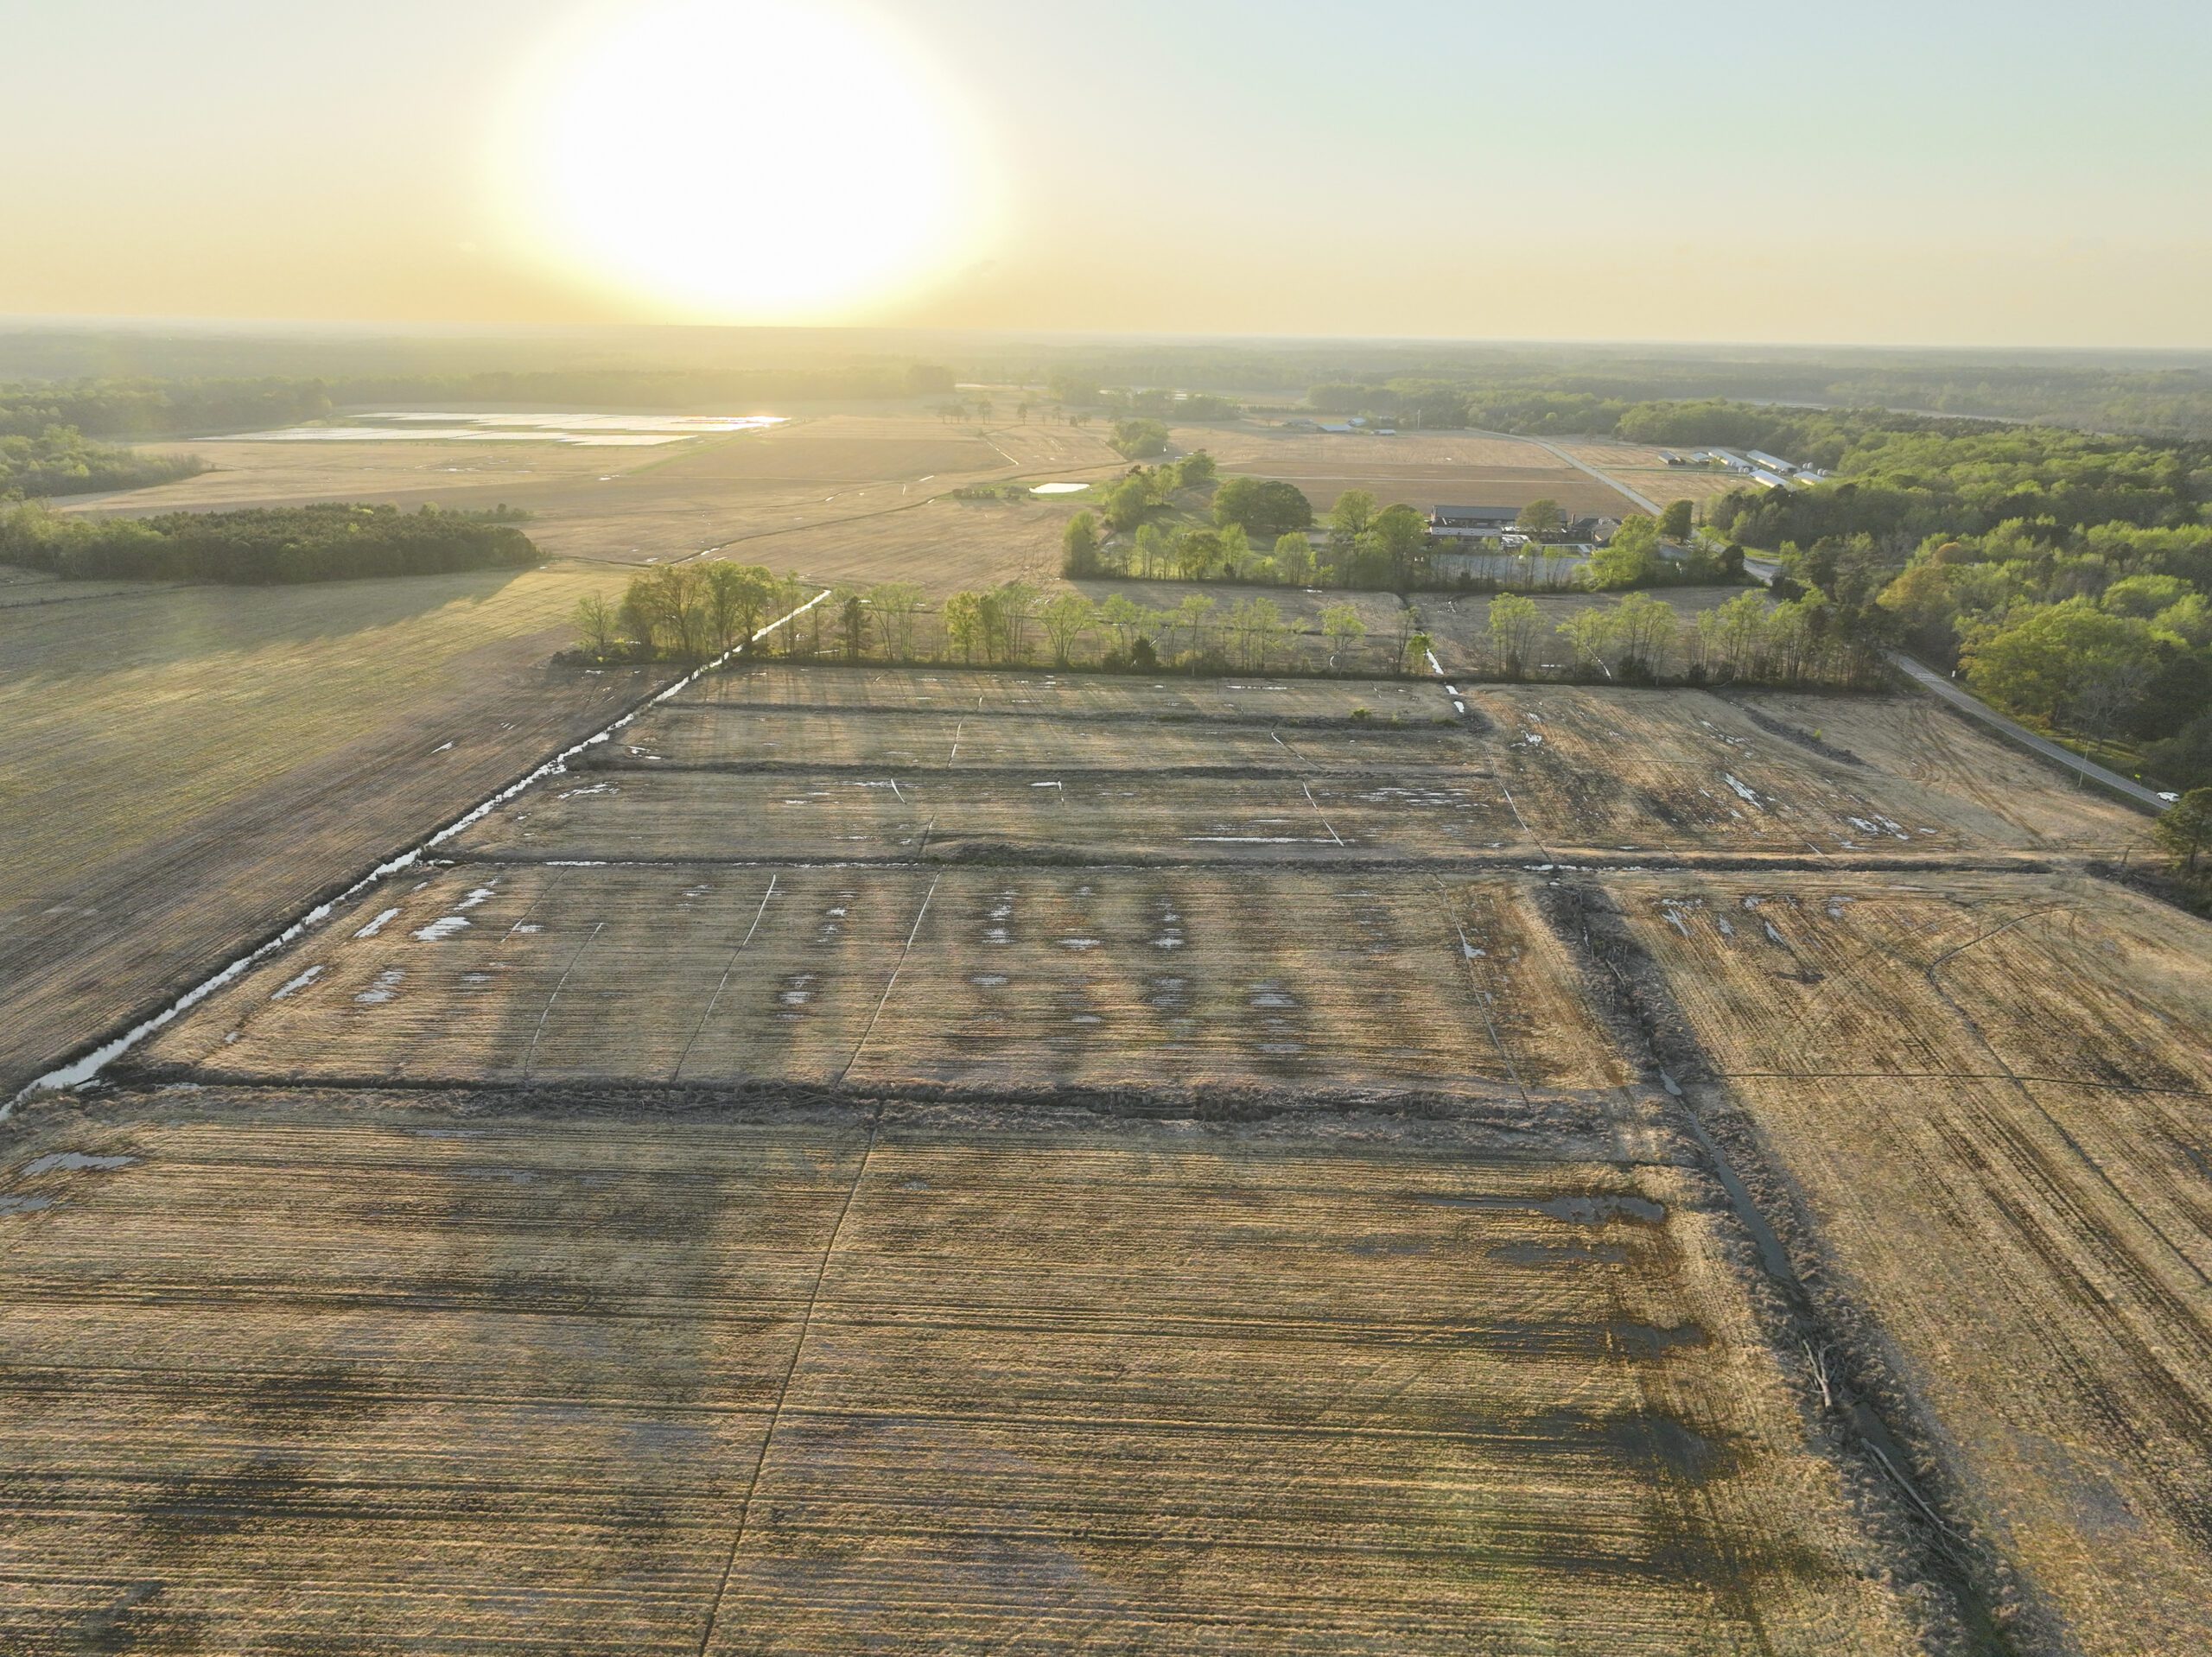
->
[1611,869,2212,1654]
[0,1092,1921,1654]
[1184,427,1639,517]
[5,650,2202,1652]
[0,564,653,1097]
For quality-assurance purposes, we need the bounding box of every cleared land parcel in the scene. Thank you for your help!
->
[1611,869,2212,1654]
[3,636,2203,1654]
[0,1090,1926,1654]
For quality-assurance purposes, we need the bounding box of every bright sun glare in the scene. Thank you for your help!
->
[499,0,992,321]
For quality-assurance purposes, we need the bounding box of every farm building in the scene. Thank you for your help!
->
[1428,505,1522,539]
[1427,507,1619,549]
[1563,515,1622,546]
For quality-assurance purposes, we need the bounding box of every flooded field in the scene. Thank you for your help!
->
[226,411,789,445]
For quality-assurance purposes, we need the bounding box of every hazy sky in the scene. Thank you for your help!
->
[4,0,2209,346]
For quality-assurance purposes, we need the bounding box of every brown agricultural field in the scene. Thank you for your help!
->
[1605,868,2212,1655]
[68,415,1125,575]
[0,563,654,1096]
[2,416,1124,1095]
[4,615,2202,1651]
[712,492,1070,593]
[435,765,1519,864]
[1471,684,2147,857]
[672,663,1447,720]
[0,1087,1931,1654]
[582,702,1474,771]
[1180,426,1638,517]
[60,434,663,517]
[138,866,1620,1098]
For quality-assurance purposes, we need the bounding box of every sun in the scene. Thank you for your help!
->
[497,0,994,322]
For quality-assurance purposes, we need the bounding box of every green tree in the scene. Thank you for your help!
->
[704,562,782,656]
[1876,561,1961,655]
[942,591,985,662]
[1135,521,1170,578]
[869,582,925,661]
[1586,514,1662,589]
[1319,602,1367,670]
[1402,631,1435,674]
[1103,473,1154,533]
[2153,788,2212,873]
[2103,574,2192,618]
[1559,607,1621,676]
[1371,503,1430,588]
[1611,592,1678,679]
[1040,594,1096,666]
[1516,498,1563,534]
[1961,598,2162,728]
[1171,594,1217,662]
[1109,417,1171,459]
[1274,531,1316,586]
[1214,475,1313,537]
[1177,449,1217,488]
[1229,596,1287,670]
[1061,511,1103,577]
[1099,594,1145,652]
[1659,498,1695,541]
[1712,591,1773,676]
[990,579,1040,663]
[1173,529,1222,581]
[1329,489,1378,549]
[838,588,868,661]
[1486,593,1541,676]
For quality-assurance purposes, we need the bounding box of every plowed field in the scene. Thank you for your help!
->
[139,866,1620,1097]
[1181,427,1637,517]
[0,1090,1922,1654]
[1610,869,2212,1654]
[4,641,2203,1654]
[1475,684,2145,856]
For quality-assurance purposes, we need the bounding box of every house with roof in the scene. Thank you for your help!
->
[1427,505,1521,539]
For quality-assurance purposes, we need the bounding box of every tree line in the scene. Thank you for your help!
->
[1,425,203,498]
[0,364,960,441]
[583,564,1870,691]
[1065,468,1738,595]
[1674,416,2212,788]
[582,566,1394,676]
[1472,591,1878,689]
[0,500,538,583]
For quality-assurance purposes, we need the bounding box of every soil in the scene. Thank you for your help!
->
[4,628,2205,1650]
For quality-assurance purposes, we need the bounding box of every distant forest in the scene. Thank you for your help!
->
[0,364,958,441]
[0,501,539,583]
[1014,343,2212,442]
[5,327,2209,439]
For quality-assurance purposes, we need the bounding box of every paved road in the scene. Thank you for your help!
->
[1736,553,2168,812]
[1472,429,1662,514]
[1471,439,2170,815]
[1883,651,2170,813]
